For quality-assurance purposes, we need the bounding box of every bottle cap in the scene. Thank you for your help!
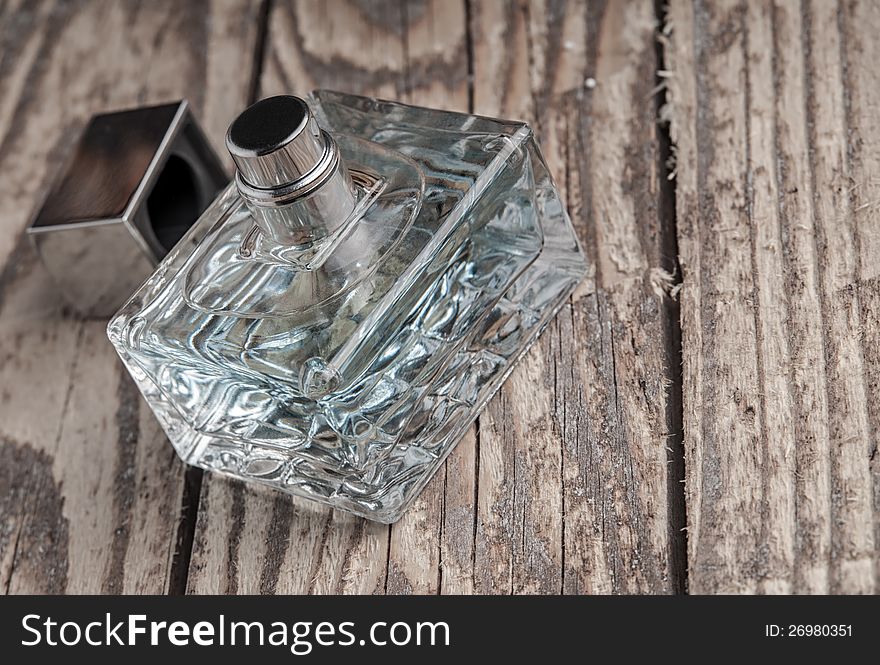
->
[225,95,342,206]
[27,101,227,317]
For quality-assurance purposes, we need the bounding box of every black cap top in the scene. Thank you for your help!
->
[227,95,309,156]
[225,95,326,189]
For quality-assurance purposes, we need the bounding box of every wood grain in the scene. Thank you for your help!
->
[666,0,879,593]
[468,0,682,594]
[841,0,880,590]
[382,0,472,596]
[0,0,263,594]
[187,0,683,595]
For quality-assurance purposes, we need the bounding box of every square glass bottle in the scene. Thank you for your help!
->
[107,91,587,522]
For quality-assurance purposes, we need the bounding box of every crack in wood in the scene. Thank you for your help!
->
[654,0,688,595]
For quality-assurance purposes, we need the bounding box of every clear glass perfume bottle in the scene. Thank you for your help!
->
[108,91,587,522]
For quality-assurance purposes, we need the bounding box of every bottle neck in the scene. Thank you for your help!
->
[244,158,358,251]
[226,96,358,268]
[224,95,359,265]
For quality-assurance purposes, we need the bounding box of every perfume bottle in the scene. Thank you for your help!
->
[108,92,587,522]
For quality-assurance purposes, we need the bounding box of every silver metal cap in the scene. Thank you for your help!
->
[226,95,328,190]
[27,101,227,317]
[225,95,359,251]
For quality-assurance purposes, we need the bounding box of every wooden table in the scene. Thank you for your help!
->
[1,0,876,595]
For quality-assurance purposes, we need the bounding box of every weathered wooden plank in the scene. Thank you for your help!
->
[840,0,880,590]
[469,0,681,594]
[563,0,684,593]
[803,0,875,594]
[771,0,831,594]
[665,0,879,593]
[469,0,565,596]
[0,0,263,594]
[385,0,471,596]
[745,0,796,594]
